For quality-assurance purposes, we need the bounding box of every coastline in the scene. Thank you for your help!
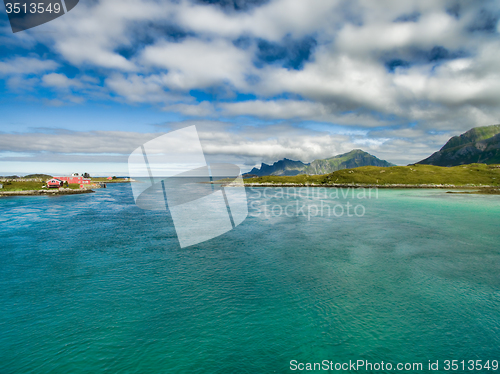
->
[240,182,500,195]
[0,188,95,197]
[445,187,500,195]
[242,182,498,189]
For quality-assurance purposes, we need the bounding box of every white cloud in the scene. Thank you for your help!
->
[254,50,399,114]
[105,73,185,103]
[0,130,158,154]
[42,73,82,88]
[175,0,340,41]
[46,0,169,70]
[336,11,464,55]
[1,115,486,170]
[219,100,326,119]
[0,57,58,75]
[0,124,377,168]
[141,38,255,90]
[164,101,216,116]
[6,76,40,92]
[218,99,396,127]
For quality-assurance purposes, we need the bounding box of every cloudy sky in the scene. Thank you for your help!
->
[1,0,500,175]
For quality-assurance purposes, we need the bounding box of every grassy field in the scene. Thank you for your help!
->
[0,181,81,191]
[244,163,500,187]
[90,178,129,183]
[0,176,128,192]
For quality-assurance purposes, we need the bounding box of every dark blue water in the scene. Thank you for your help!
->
[1,184,499,373]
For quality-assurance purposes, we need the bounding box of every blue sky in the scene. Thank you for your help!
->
[1,0,500,175]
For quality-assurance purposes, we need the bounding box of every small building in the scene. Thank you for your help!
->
[47,178,63,188]
[107,176,113,180]
[56,176,91,184]
[0,183,3,189]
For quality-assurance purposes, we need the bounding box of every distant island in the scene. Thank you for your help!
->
[0,174,130,197]
[244,149,394,177]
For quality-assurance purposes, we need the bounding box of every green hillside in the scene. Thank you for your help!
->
[23,174,53,179]
[418,124,500,166]
[304,149,394,174]
[441,125,500,150]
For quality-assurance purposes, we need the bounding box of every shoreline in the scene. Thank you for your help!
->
[0,189,95,197]
[242,182,498,189]
[240,183,500,195]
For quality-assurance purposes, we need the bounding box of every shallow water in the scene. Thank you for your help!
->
[1,184,499,373]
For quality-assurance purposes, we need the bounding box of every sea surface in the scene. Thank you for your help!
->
[1,183,500,373]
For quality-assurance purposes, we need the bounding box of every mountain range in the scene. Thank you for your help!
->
[244,149,395,177]
[417,124,500,166]
[244,124,500,177]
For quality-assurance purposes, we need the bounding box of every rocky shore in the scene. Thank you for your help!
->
[0,188,94,197]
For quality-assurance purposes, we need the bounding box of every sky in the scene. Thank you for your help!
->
[1,0,500,176]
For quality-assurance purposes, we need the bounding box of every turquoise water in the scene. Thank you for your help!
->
[1,184,500,373]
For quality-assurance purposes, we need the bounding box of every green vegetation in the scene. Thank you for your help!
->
[441,125,500,150]
[23,174,53,179]
[0,181,46,191]
[244,163,500,187]
[0,181,81,191]
[305,149,395,174]
[418,124,500,166]
[90,177,129,183]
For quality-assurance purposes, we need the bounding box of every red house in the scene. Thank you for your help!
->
[47,178,63,188]
[56,176,91,184]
